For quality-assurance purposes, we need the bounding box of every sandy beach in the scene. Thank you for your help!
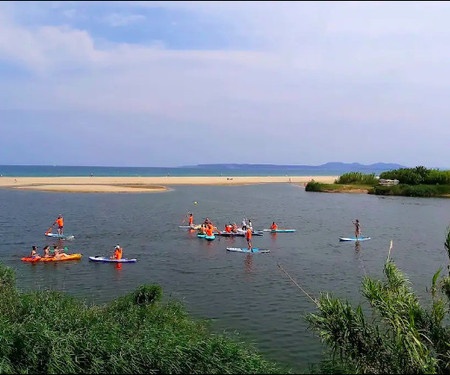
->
[0,176,337,193]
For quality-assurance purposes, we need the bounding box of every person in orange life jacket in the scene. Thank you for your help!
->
[245,228,253,251]
[271,222,278,231]
[111,245,123,260]
[52,214,64,235]
[188,213,194,227]
[224,224,232,233]
[206,224,214,237]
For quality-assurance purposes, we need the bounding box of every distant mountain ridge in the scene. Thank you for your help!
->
[182,162,406,172]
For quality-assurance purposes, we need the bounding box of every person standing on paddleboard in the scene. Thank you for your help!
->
[352,219,361,239]
[52,214,64,235]
[241,218,247,231]
[246,227,253,252]
[188,213,194,227]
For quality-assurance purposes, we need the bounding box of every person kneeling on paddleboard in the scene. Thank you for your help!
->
[271,222,278,231]
[246,228,253,252]
[111,245,123,260]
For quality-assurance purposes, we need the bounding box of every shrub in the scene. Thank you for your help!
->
[0,263,286,374]
[336,172,378,185]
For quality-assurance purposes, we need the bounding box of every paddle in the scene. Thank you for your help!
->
[45,226,53,235]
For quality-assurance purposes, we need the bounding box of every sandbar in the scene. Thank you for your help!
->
[0,176,338,193]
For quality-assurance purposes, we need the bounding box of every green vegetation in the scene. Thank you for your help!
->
[306,167,450,198]
[371,184,450,197]
[305,172,377,194]
[380,166,450,185]
[306,231,450,374]
[0,265,286,374]
[335,172,378,185]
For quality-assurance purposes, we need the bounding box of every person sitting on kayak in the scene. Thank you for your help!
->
[241,218,247,230]
[30,246,40,259]
[271,222,278,231]
[231,223,238,233]
[43,245,51,258]
[54,248,69,259]
[111,245,123,260]
[246,228,253,251]
[224,224,232,233]
[52,214,64,235]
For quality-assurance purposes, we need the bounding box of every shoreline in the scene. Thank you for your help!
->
[0,176,338,193]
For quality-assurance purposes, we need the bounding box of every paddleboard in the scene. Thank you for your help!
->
[197,234,206,238]
[339,237,371,242]
[226,247,270,253]
[45,233,75,240]
[205,235,216,241]
[218,230,264,237]
[89,256,137,263]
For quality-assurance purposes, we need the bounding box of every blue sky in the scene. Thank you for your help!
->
[1,1,449,167]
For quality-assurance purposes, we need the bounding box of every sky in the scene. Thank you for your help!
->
[0,1,449,168]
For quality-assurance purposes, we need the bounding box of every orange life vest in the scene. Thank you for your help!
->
[246,229,252,240]
[57,218,64,227]
[115,248,123,260]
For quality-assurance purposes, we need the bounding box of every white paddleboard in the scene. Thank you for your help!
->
[339,237,371,242]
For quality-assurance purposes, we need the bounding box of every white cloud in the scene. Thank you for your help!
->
[1,2,450,165]
[102,13,146,27]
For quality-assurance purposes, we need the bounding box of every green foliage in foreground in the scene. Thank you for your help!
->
[380,166,450,185]
[335,172,378,185]
[371,183,450,197]
[307,231,450,374]
[0,265,286,374]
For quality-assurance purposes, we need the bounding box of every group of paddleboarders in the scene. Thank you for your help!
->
[189,213,256,251]
[26,213,125,261]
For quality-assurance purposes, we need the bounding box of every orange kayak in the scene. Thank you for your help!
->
[40,254,82,262]
[21,256,41,262]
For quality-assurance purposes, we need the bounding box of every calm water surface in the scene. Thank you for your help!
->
[0,184,449,372]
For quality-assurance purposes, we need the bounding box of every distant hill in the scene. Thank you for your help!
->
[181,162,406,173]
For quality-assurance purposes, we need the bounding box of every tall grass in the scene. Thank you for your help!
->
[306,230,450,374]
[0,263,287,374]
[335,172,378,185]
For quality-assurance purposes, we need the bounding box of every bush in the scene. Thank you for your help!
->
[380,166,450,186]
[335,172,378,185]
[0,263,287,374]
[305,181,323,192]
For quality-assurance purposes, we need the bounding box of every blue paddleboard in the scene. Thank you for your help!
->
[226,247,270,253]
